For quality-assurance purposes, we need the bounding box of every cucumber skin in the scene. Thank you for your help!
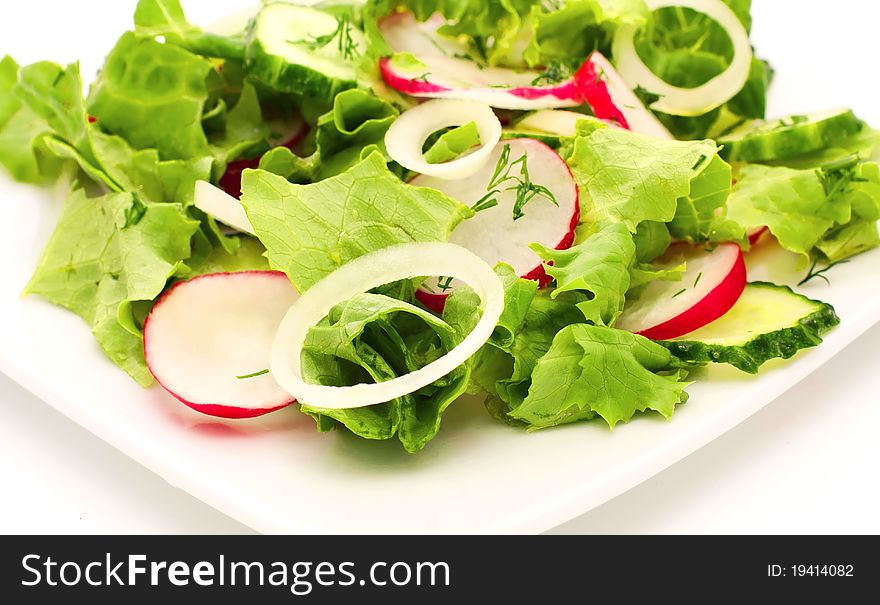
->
[658,283,840,374]
[719,111,863,163]
[245,38,358,100]
[501,130,564,150]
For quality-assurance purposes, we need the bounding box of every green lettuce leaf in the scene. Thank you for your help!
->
[240,151,472,291]
[632,220,672,263]
[509,324,689,429]
[209,82,271,178]
[300,293,470,453]
[88,32,218,160]
[25,187,200,385]
[815,220,880,262]
[15,61,96,166]
[0,56,62,183]
[532,221,635,326]
[470,288,587,423]
[133,0,247,60]
[313,88,398,179]
[727,160,880,260]
[668,154,744,243]
[185,234,270,277]
[524,0,647,67]
[258,146,320,183]
[423,121,480,165]
[567,121,721,231]
[46,129,213,204]
[636,0,771,139]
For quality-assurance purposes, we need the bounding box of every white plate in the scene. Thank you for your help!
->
[1,0,879,534]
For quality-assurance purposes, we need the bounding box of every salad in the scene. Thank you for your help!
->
[1,0,877,454]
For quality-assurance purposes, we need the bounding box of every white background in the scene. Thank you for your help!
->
[1,1,879,534]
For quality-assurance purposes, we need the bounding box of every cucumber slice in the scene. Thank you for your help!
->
[719,109,863,163]
[245,3,366,99]
[659,283,839,374]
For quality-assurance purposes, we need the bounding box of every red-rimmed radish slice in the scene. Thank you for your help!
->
[411,138,579,312]
[581,52,673,139]
[379,11,468,58]
[385,99,502,179]
[144,272,299,419]
[194,181,256,235]
[271,243,504,409]
[380,54,585,111]
[748,226,768,245]
[616,242,746,340]
[612,0,752,117]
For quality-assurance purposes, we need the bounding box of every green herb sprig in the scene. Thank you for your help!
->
[798,258,849,287]
[471,144,558,220]
[295,15,359,61]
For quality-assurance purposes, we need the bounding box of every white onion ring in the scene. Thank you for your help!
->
[384,99,502,180]
[193,181,256,235]
[612,0,753,117]
[270,243,504,410]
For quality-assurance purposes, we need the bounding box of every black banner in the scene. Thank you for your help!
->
[0,536,876,602]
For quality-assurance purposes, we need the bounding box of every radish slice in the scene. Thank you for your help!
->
[379,12,468,58]
[748,226,768,245]
[411,139,579,311]
[271,243,504,410]
[194,181,255,235]
[612,0,753,117]
[385,99,502,180]
[616,242,746,340]
[582,52,674,139]
[380,54,585,111]
[144,272,298,419]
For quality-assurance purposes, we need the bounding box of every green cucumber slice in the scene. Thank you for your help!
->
[245,3,366,99]
[719,109,863,163]
[659,282,839,374]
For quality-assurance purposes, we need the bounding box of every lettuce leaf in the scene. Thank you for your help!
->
[471,288,587,423]
[0,56,63,183]
[636,0,771,139]
[532,221,635,326]
[423,121,480,165]
[88,32,218,160]
[727,160,880,260]
[312,88,399,179]
[24,187,200,385]
[185,234,270,277]
[509,324,689,429]
[208,82,271,179]
[668,154,744,243]
[240,151,472,291]
[133,0,246,60]
[567,121,721,231]
[300,293,470,453]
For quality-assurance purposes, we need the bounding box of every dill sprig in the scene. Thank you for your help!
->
[471,144,558,220]
[531,61,573,87]
[236,369,270,380]
[295,15,359,61]
[798,258,849,287]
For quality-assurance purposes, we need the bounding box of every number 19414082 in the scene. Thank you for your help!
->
[768,564,854,577]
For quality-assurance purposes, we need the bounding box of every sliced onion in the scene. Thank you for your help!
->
[384,99,502,180]
[612,0,753,117]
[270,243,504,410]
[194,180,256,235]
